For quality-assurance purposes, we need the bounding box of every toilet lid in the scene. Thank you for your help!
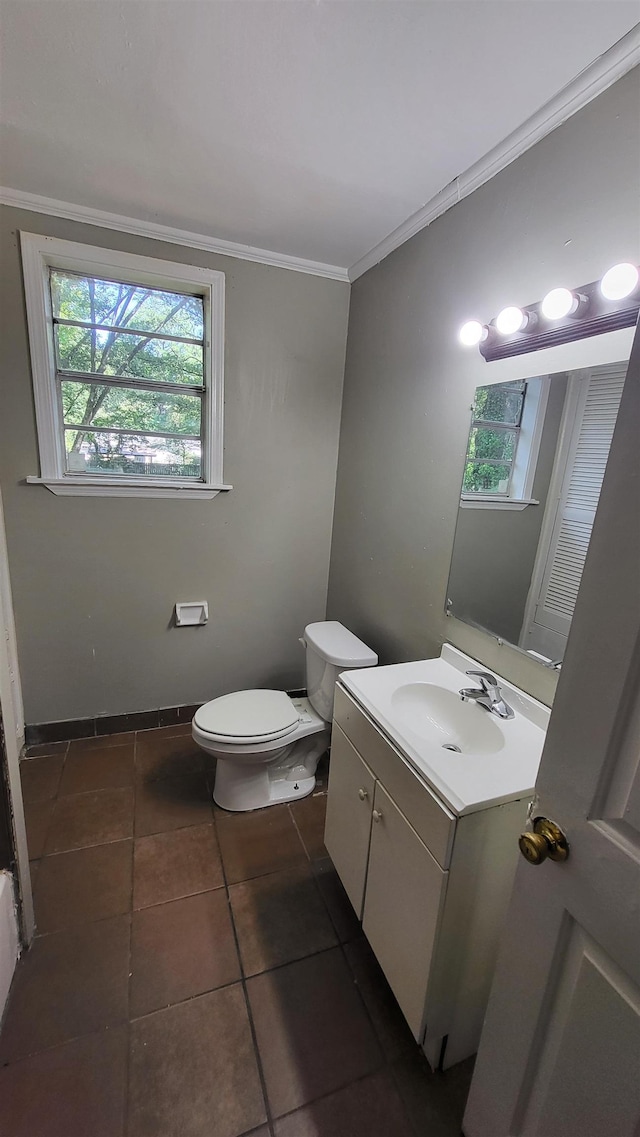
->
[193,689,300,742]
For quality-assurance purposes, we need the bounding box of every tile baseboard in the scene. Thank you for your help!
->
[24,705,200,746]
[24,690,308,746]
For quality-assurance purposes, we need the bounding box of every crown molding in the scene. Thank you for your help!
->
[349,26,640,282]
[0,186,350,282]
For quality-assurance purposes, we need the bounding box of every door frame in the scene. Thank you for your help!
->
[0,486,33,943]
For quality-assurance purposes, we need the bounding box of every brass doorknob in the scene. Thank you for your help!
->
[519,817,569,865]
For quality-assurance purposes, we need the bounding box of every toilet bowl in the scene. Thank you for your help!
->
[192,621,377,811]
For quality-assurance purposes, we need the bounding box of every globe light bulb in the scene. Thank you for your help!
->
[600,263,639,301]
[458,320,486,346]
[496,306,526,336]
[541,287,577,320]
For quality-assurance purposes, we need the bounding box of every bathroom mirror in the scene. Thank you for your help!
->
[446,354,630,664]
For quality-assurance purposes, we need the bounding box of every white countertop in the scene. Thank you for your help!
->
[340,644,550,817]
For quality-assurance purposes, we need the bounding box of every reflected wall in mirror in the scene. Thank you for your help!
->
[447,358,629,664]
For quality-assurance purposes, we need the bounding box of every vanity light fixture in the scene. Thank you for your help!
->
[458,320,488,346]
[495,306,527,336]
[540,287,579,320]
[463,263,640,361]
[600,262,639,301]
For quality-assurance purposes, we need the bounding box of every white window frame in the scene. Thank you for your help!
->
[460,375,550,511]
[20,232,230,499]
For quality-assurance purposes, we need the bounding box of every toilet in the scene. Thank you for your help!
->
[192,621,377,811]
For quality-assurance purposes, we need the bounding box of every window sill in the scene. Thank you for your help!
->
[25,476,233,499]
[459,496,539,511]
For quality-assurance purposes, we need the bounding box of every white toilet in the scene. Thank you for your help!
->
[192,621,377,811]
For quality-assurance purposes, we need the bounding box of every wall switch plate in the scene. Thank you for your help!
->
[174,601,208,626]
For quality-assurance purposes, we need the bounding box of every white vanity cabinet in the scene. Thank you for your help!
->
[325,683,528,1070]
[362,780,446,1040]
[323,724,375,917]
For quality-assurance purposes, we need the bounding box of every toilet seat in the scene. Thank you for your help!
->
[193,689,301,746]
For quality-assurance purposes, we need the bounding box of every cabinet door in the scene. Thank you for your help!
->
[324,724,375,919]
[363,781,447,1040]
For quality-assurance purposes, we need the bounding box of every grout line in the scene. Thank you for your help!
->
[335,935,387,1068]
[233,941,340,984]
[308,865,350,948]
[43,807,217,856]
[36,835,133,861]
[285,814,412,1094]
[25,744,69,872]
[329,936,423,1137]
[42,823,136,858]
[288,801,354,951]
[127,975,244,1025]
[131,879,225,914]
[319,881,424,1135]
[54,780,135,802]
[286,802,311,862]
[32,904,133,940]
[213,809,277,1137]
[137,724,193,736]
[121,1020,131,1137]
[226,859,320,892]
[0,1022,129,1070]
[219,798,401,1124]
[386,1060,426,1137]
[215,856,308,890]
[38,832,135,859]
[269,1063,405,1128]
[20,749,68,763]
[59,741,70,788]
[123,729,139,1137]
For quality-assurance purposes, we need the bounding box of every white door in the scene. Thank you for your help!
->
[523,362,626,659]
[463,329,640,1136]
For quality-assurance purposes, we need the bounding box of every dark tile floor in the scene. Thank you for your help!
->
[2,726,474,1136]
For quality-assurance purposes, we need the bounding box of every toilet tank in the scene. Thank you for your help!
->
[303,621,377,722]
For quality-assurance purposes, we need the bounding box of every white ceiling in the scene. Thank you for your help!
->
[0,1,638,272]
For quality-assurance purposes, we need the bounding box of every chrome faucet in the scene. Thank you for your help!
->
[459,670,515,720]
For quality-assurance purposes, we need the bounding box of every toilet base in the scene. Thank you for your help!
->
[219,769,317,811]
[212,732,329,812]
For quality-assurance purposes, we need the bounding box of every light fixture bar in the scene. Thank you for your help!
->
[477,271,639,362]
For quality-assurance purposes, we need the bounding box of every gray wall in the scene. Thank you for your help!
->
[327,68,640,705]
[448,375,567,646]
[0,209,350,724]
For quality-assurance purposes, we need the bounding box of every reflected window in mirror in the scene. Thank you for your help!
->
[448,359,628,665]
[463,381,524,496]
[461,378,549,509]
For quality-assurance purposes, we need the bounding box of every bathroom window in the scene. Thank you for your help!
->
[20,233,227,498]
[460,377,549,510]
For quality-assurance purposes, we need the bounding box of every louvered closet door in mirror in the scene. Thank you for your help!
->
[522,362,627,660]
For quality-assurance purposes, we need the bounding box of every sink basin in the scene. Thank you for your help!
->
[339,644,550,815]
[390,683,505,754]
